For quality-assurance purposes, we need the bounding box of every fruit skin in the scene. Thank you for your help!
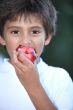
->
[16,45,36,63]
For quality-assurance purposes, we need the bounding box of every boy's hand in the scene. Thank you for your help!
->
[15,45,39,89]
[10,50,39,90]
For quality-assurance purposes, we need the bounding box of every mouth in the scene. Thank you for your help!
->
[16,45,36,53]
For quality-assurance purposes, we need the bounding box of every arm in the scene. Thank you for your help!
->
[10,53,57,110]
[25,79,57,110]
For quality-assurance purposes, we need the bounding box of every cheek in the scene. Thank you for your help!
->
[39,41,44,52]
[5,39,18,56]
[35,38,45,55]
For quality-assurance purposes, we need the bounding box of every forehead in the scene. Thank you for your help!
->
[5,13,43,26]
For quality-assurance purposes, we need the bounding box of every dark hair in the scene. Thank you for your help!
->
[0,0,57,37]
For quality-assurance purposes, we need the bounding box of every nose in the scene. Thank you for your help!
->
[23,39,32,45]
[20,36,32,46]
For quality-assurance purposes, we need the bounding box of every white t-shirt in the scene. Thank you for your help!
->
[0,58,73,110]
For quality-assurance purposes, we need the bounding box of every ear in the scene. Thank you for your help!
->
[0,36,6,46]
[44,34,52,46]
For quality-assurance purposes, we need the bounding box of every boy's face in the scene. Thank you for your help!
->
[0,15,52,60]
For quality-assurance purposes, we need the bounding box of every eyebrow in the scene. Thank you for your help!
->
[6,26,21,30]
[6,25,43,30]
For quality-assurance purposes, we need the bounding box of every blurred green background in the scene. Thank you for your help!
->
[0,0,73,79]
[42,0,73,79]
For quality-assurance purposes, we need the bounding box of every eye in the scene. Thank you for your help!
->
[11,30,20,34]
[32,30,40,34]
[31,29,41,36]
[10,29,21,37]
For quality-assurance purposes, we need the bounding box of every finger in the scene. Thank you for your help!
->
[18,50,33,65]
[14,63,23,77]
[11,54,26,71]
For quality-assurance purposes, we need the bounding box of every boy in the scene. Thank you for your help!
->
[0,0,73,110]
